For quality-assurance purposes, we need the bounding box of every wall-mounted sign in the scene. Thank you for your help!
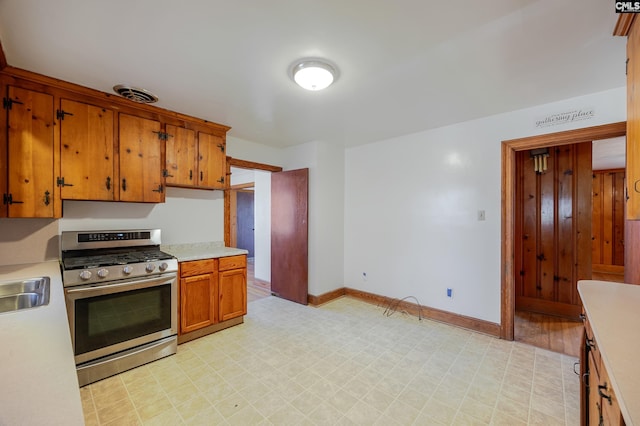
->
[535,107,595,128]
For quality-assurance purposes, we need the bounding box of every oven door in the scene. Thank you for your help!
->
[65,273,178,365]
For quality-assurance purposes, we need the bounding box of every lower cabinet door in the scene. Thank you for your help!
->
[219,268,247,322]
[180,273,217,334]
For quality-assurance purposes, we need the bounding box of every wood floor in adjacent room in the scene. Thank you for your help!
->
[246,257,271,303]
[514,269,625,358]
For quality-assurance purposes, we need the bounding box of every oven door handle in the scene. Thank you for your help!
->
[65,274,176,297]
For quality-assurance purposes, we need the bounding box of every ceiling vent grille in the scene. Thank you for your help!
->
[113,85,158,104]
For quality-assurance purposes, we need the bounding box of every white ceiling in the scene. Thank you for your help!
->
[0,0,626,149]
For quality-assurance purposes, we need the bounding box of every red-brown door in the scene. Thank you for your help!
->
[271,168,308,305]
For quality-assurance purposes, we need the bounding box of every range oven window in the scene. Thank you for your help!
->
[73,284,172,356]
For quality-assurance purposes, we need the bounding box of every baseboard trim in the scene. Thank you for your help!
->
[308,287,501,337]
[308,287,346,306]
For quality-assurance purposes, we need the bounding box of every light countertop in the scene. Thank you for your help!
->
[578,280,640,426]
[162,241,248,262]
[0,261,84,426]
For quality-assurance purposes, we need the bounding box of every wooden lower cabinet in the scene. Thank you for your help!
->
[219,255,247,322]
[581,311,625,426]
[179,254,247,340]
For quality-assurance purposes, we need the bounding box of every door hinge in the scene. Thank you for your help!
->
[56,109,74,120]
[57,177,74,187]
[3,97,24,110]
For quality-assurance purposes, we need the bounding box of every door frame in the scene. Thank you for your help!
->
[224,157,282,247]
[501,122,626,340]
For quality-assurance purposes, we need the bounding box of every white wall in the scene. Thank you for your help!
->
[344,87,626,324]
[59,187,224,245]
[254,171,271,281]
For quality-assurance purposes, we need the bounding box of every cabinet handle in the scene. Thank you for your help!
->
[573,361,580,376]
[122,178,127,192]
[43,191,50,206]
[635,179,640,193]
[586,338,595,350]
[189,170,193,181]
[579,313,585,321]
[106,176,111,190]
[200,171,203,181]
[598,384,613,405]
[582,372,589,386]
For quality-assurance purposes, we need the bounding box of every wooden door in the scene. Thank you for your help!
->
[180,273,217,334]
[514,143,591,319]
[198,132,226,188]
[219,268,247,321]
[6,86,55,217]
[237,191,255,257]
[165,125,196,187]
[119,114,164,202]
[592,169,625,273]
[271,168,308,305]
[59,99,114,200]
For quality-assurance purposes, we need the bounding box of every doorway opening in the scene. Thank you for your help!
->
[225,158,282,304]
[501,122,626,345]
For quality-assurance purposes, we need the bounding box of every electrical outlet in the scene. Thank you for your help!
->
[477,210,486,221]
[447,288,453,298]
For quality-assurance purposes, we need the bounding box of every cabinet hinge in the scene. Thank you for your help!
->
[627,58,630,76]
[3,193,23,204]
[162,169,174,178]
[217,143,225,153]
[3,97,23,110]
[56,109,74,120]
[152,131,171,141]
[152,184,164,193]
[217,176,225,184]
[57,177,74,187]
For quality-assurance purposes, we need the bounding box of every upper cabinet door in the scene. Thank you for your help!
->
[59,99,114,200]
[628,19,640,220]
[119,113,164,203]
[6,86,56,217]
[165,125,197,187]
[198,132,226,189]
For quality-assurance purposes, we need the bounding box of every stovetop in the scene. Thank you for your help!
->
[62,248,175,270]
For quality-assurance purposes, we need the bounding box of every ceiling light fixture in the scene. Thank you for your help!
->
[291,59,337,91]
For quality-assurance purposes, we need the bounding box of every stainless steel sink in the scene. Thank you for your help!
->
[0,277,50,314]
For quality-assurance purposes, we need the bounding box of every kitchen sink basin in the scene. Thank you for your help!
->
[0,277,50,314]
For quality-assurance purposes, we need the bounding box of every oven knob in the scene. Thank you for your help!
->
[97,268,109,279]
[159,262,168,272]
[79,270,92,281]
[123,265,134,275]
[145,263,156,273]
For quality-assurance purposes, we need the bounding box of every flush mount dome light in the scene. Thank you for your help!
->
[291,59,337,91]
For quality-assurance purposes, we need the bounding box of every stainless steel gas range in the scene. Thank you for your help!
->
[60,229,178,386]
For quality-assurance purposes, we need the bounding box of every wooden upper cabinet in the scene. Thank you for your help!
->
[198,132,226,189]
[165,124,197,187]
[4,86,56,217]
[118,114,164,203]
[59,99,114,200]
[628,17,640,219]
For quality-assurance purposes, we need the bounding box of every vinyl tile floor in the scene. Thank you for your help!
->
[82,296,580,425]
